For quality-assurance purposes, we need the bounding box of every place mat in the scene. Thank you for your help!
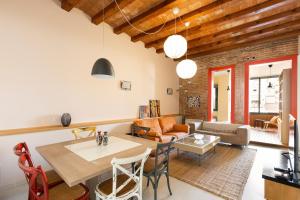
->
[65,136,142,162]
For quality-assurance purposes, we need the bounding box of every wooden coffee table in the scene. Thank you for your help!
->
[174,133,220,164]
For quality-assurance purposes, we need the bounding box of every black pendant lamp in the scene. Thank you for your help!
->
[267,64,273,88]
[226,70,230,91]
[91,58,114,78]
[91,0,114,79]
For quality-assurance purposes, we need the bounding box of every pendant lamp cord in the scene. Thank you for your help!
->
[112,0,167,35]
[185,27,188,60]
[102,0,105,51]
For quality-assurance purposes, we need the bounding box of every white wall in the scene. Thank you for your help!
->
[0,0,179,130]
[0,0,180,194]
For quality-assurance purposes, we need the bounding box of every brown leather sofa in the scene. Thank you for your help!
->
[132,117,189,143]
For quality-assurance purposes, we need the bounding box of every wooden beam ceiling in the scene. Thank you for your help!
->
[156,8,300,53]
[130,0,234,41]
[185,28,300,59]
[145,0,291,49]
[92,0,133,25]
[59,0,300,59]
[61,0,81,12]
[113,0,177,34]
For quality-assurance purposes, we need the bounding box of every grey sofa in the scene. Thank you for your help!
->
[186,119,250,146]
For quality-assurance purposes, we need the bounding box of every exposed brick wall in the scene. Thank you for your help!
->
[179,37,298,124]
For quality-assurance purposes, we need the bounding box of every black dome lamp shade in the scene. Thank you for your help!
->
[91,58,114,79]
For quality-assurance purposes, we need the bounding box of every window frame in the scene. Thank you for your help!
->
[249,75,280,115]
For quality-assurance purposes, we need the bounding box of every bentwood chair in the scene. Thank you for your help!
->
[143,137,175,200]
[18,153,89,200]
[95,148,152,200]
[14,142,63,188]
[72,126,96,140]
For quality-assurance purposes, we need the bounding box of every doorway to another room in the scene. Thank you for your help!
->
[208,65,235,123]
[244,55,298,147]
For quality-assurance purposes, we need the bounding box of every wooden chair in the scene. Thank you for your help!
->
[263,116,279,129]
[95,148,152,200]
[14,142,63,188]
[18,152,89,200]
[72,127,96,140]
[143,137,175,200]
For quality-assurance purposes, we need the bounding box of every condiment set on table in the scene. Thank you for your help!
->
[96,131,109,146]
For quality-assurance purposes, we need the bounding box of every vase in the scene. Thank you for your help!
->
[61,113,71,127]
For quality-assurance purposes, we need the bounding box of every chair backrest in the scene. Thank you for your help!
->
[18,153,49,200]
[72,127,96,140]
[14,142,34,167]
[270,116,279,124]
[154,137,175,173]
[110,148,152,198]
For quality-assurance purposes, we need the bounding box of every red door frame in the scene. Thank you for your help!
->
[208,65,235,123]
[244,54,298,124]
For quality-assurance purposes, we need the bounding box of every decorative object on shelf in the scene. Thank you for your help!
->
[61,113,71,127]
[163,8,187,59]
[91,0,114,79]
[103,132,109,146]
[176,22,197,79]
[139,105,150,119]
[187,96,200,108]
[120,81,131,90]
[149,100,161,117]
[167,88,173,95]
[96,131,103,146]
[268,64,273,88]
[227,70,231,91]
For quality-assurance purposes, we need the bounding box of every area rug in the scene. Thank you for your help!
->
[169,145,256,200]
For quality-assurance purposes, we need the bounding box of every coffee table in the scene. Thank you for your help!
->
[174,133,220,164]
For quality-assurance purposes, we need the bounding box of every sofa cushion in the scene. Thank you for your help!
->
[202,122,241,134]
[134,118,162,136]
[163,131,187,140]
[159,117,177,133]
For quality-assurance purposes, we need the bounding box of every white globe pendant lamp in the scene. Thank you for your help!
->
[164,35,187,59]
[176,21,197,79]
[176,59,197,79]
[163,7,187,59]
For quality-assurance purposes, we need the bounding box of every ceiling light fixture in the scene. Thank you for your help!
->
[227,70,231,91]
[176,22,197,79]
[268,64,273,88]
[163,8,187,59]
[91,0,114,78]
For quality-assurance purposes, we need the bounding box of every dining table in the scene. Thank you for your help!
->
[36,132,157,199]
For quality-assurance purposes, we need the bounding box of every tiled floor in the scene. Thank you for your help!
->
[250,127,281,145]
[0,145,285,200]
[250,127,294,147]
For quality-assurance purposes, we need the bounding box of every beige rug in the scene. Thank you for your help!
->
[169,145,256,200]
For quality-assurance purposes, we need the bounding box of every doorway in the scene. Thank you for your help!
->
[244,55,298,147]
[208,65,235,123]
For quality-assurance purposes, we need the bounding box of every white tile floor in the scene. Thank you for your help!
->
[0,145,283,200]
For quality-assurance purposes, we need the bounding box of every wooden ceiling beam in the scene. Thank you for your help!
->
[186,19,300,55]
[185,28,300,59]
[144,0,289,48]
[61,0,81,12]
[113,0,177,34]
[156,10,300,53]
[92,0,133,25]
[131,0,234,42]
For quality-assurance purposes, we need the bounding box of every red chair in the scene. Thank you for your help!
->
[14,142,63,188]
[18,153,89,200]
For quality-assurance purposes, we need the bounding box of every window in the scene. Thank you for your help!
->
[249,76,279,113]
